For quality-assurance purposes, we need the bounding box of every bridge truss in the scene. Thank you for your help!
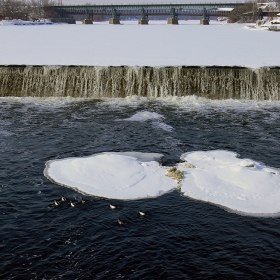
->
[53,2,240,18]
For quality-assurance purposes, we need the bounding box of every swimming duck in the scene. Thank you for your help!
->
[70,201,76,207]
[110,203,117,209]
[54,200,60,206]
[138,210,146,216]
[117,218,125,225]
[61,196,67,202]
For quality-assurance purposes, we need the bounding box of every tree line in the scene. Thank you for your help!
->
[0,0,59,20]
[228,0,280,23]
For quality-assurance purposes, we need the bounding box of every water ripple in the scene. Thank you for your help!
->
[1,99,280,278]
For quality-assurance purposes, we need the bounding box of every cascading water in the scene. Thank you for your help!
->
[0,65,279,100]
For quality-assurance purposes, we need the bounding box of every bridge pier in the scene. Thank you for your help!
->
[167,8,178,24]
[200,7,209,25]
[138,19,149,24]
[167,18,178,24]
[200,19,209,25]
[109,8,120,24]
[109,18,120,24]
[138,8,149,24]
[82,19,93,24]
[82,8,93,24]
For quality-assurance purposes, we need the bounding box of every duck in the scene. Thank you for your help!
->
[61,196,67,202]
[117,218,125,225]
[110,203,117,209]
[54,200,60,206]
[81,197,88,204]
[138,210,146,216]
[70,201,76,207]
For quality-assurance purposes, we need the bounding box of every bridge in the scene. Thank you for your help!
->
[52,2,241,19]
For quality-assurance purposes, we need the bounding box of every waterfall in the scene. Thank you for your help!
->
[0,65,279,100]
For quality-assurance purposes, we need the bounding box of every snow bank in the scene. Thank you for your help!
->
[44,152,176,200]
[178,150,280,216]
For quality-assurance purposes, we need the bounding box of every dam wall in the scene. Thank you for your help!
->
[0,65,279,100]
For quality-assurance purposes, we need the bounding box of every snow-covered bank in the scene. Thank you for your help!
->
[1,65,279,100]
[0,21,279,67]
[0,19,53,26]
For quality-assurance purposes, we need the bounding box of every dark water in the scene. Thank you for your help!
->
[1,97,280,279]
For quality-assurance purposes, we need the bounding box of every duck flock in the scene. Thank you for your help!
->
[52,196,145,225]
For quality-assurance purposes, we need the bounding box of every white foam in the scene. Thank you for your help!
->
[178,150,280,216]
[0,96,87,107]
[44,152,176,200]
[98,96,280,112]
[152,121,173,132]
[3,96,280,111]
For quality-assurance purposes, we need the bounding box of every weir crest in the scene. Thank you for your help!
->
[0,65,279,100]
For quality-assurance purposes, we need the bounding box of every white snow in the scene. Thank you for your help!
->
[0,19,53,26]
[217,8,234,11]
[178,150,280,216]
[44,152,176,200]
[44,149,280,215]
[0,20,279,67]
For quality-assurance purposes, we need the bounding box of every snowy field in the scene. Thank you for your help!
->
[0,20,279,67]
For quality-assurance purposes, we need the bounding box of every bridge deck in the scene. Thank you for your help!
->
[53,2,240,11]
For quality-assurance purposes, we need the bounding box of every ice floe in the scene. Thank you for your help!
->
[123,111,164,122]
[178,150,280,216]
[44,150,280,216]
[122,111,173,131]
[44,152,176,200]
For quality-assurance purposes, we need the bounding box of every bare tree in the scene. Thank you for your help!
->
[228,1,258,23]
[0,0,58,19]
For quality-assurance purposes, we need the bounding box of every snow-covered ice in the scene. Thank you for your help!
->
[44,149,280,216]
[0,20,279,67]
[123,111,164,122]
[44,152,176,200]
[178,150,280,216]
[122,111,173,131]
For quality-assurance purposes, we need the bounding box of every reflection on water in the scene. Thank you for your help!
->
[1,97,280,278]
